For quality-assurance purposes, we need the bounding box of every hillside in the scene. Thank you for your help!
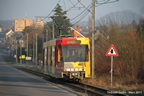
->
[78,10,142,26]
[97,10,142,25]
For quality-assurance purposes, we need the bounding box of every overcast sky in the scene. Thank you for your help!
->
[0,0,144,23]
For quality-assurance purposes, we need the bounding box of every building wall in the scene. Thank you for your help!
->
[33,20,44,28]
[14,17,44,32]
[69,25,84,38]
[14,19,24,32]
[0,28,2,32]
[74,25,81,37]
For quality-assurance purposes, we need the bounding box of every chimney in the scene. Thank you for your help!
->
[76,25,80,32]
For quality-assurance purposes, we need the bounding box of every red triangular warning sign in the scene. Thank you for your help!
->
[106,44,118,56]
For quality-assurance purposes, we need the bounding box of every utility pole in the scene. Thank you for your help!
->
[53,21,54,39]
[26,33,28,67]
[36,32,37,68]
[77,0,119,80]
[35,17,38,68]
[15,38,17,63]
[33,35,34,63]
[20,40,22,65]
[76,0,95,79]
[92,0,95,79]
[42,34,44,63]
[46,29,48,41]
[35,16,49,68]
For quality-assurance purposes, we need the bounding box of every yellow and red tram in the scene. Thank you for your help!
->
[43,37,90,80]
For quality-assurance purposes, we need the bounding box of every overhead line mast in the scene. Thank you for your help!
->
[92,0,95,79]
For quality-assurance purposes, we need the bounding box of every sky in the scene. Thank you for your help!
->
[0,0,144,24]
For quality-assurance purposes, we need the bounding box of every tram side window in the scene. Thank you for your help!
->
[43,49,45,63]
[58,45,63,62]
[50,47,52,65]
[47,47,48,65]
[51,46,56,66]
[48,47,51,66]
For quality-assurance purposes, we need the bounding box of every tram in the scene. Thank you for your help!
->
[43,37,90,80]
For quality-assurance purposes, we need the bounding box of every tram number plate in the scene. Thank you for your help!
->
[78,63,83,66]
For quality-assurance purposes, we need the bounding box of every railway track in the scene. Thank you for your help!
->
[2,55,127,96]
[15,67,127,96]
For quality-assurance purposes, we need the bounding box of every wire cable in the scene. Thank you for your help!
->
[70,3,92,21]
[95,0,119,7]
[32,0,61,29]
[63,0,66,11]
[72,11,90,25]
[70,3,92,25]
[42,0,61,20]
[71,0,119,25]
[69,0,74,6]
[66,0,81,12]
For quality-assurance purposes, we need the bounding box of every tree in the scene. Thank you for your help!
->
[52,4,73,37]
[53,4,66,16]
[137,19,144,36]
[22,26,33,35]
[131,20,137,29]
[42,4,73,41]
[43,22,53,41]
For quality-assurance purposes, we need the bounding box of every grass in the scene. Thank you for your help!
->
[82,75,144,95]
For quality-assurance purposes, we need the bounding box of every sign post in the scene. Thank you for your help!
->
[111,56,113,86]
[106,44,118,86]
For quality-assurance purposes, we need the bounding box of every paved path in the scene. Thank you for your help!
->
[0,46,82,96]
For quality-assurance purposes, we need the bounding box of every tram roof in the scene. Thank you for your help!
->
[43,37,89,44]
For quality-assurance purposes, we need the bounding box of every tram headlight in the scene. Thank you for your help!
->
[71,68,74,71]
[65,68,70,71]
[75,68,78,71]
[79,68,82,71]
[79,68,84,71]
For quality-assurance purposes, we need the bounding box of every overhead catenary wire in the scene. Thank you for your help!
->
[42,0,61,20]
[95,0,119,7]
[22,0,120,31]
[71,0,109,25]
[66,0,81,12]
[63,0,66,11]
[70,3,92,25]
[69,0,74,6]
[36,0,83,26]
[72,11,90,25]
[70,0,119,25]
[31,0,62,29]
[24,0,62,62]
[70,3,92,21]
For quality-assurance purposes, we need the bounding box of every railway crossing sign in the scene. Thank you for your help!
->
[106,44,118,56]
[106,44,118,86]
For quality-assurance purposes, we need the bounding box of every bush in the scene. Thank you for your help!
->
[92,19,144,85]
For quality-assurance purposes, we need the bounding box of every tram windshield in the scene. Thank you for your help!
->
[58,45,89,62]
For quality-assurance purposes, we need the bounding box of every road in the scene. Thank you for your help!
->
[0,45,82,96]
